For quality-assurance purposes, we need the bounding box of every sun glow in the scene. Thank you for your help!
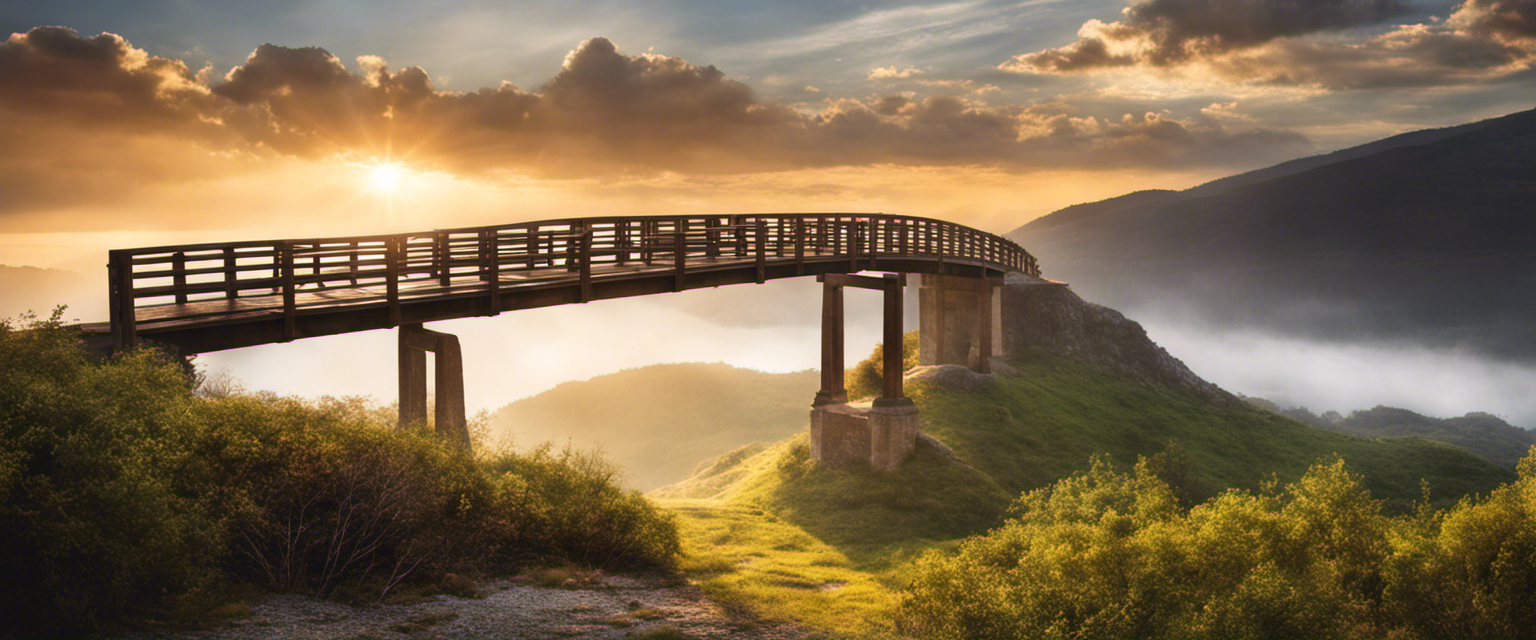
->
[367,163,404,193]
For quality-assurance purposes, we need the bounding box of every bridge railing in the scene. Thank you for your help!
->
[107,213,1037,347]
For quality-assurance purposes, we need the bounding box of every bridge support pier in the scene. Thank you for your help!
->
[809,273,918,472]
[398,323,471,454]
[918,274,1001,373]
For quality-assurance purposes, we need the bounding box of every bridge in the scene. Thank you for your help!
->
[93,213,1038,467]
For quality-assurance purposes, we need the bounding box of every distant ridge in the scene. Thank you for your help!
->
[1008,106,1536,361]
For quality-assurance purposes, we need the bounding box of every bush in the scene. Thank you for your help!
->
[0,312,220,636]
[846,330,920,401]
[0,314,680,637]
[900,455,1394,640]
[902,448,1536,640]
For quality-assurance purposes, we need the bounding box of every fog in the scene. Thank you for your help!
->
[1140,316,1536,430]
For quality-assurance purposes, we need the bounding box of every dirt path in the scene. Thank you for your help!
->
[123,574,813,640]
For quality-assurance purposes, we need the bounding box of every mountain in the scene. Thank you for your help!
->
[486,363,818,490]
[1007,107,1536,361]
[1250,401,1536,470]
[0,265,97,322]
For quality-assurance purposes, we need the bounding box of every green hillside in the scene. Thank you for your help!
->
[487,363,818,490]
[654,349,1515,638]
[665,354,1512,528]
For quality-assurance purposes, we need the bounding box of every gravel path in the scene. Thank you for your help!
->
[124,574,813,640]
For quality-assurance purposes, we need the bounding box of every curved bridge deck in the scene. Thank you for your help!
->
[100,213,1038,354]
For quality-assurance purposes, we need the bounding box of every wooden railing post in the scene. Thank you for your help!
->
[578,227,592,302]
[223,247,238,300]
[386,236,401,327]
[108,250,137,350]
[436,231,450,287]
[279,241,296,341]
[171,251,187,304]
[674,218,687,292]
[794,216,805,275]
[755,218,766,284]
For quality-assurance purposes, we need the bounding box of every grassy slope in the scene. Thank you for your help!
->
[916,355,1514,507]
[487,363,817,490]
[656,355,1514,638]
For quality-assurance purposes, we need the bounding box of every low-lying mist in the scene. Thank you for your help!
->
[1139,315,1536,430]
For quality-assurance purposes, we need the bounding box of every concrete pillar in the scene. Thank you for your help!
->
[813,280,847,407]
[399,332,428,427]
[875,273,913,408]
[810,272,919,472]
[398,323,472,454]
[919,274,1000,373]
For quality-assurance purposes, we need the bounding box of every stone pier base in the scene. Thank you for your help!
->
[810,401,920,472]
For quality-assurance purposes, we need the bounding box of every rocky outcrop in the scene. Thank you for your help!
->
[1001,272,1239,406]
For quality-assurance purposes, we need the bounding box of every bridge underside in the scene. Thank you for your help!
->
[88,255,1003,356]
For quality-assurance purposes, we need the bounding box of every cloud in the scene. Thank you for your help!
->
[0,26,1312,203]
[868,65,924,79]
[1002,0,1536,89]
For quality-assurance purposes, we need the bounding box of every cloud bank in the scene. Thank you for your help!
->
[0,26,1311,192]
[1003,0,1536,88]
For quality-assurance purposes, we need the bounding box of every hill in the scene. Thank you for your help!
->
[1251,401,1536,470]
[486,363,818,490]
[0,265,97,321]
[659,282,1514,538]
[1007,107,1536,362]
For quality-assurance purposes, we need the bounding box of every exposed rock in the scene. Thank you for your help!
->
[1001,273,1239,406]
[915,432,957,460]
[904,364,994,392]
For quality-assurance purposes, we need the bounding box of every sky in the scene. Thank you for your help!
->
[2,0,1534,423]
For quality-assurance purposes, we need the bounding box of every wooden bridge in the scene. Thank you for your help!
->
[93,213,1038,464]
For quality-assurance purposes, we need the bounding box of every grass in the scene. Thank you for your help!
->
[663,500,901,639]
[651,352,1517,636]
[912,354,1514,509]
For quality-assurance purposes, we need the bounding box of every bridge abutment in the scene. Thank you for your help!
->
[398,323,471,454]
[809,273,919,472]
[918,274,1001,373]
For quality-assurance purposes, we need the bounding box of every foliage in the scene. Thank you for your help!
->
[0,313,678,638]
[845,330,921,402]
[901,449,1536,640]
[913,353,1513,510]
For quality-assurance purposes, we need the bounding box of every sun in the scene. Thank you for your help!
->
[368,163,404,193]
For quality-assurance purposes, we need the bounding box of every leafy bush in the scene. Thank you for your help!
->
[846,330,920,401]
[0,313,678,637]
[0,312,221,636]
[901,448,1536,640]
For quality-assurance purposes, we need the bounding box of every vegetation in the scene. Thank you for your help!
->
[914,353,1513,509]
[0,312,678,638]
[901,450,1536,640]
[656,345,1521,638]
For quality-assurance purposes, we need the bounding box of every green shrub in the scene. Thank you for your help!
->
[846,330,920,401]
[0,312,220,637]
[480,445,680,571]
[0,313,680,637]
[900,455,1393,640]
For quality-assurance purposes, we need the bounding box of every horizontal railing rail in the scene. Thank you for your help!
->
[107,213,1038,350]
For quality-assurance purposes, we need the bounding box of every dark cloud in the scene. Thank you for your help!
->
[0,26,1312,187]
[1003,0,1536,87]
[1452,0,1536,41]
[0,26,216,132]
[1008,0,1408,72]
